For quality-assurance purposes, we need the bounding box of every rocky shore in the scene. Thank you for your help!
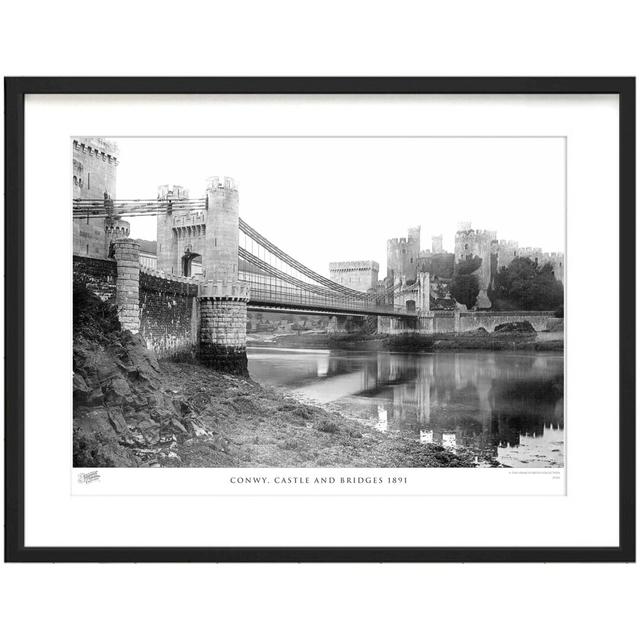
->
[73,286,478,468]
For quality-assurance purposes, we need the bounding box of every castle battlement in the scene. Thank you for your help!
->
[206,176,238,192]
[73,138,119,165]
[329,260,379,271]
[157,184,190,200]
[198,280,250,300]
[455,228,497,240]
[387,237,417,245]
[172,211,206,227]
[140,265,201,284]
[520,246,543,254]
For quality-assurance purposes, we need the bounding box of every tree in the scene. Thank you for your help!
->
[490,257,564,311]
[451,256,482,309]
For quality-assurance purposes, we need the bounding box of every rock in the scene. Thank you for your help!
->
[169,417,188,434]
[73,407,139,467]
[104,376,133,405]
[493,321,536,334]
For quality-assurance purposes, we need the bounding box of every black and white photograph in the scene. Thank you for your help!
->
[6,76,633,565]
[72,135,565,471]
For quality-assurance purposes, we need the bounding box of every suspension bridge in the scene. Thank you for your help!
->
[73,194,417,319]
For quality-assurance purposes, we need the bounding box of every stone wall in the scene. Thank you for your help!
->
[73,251,200,361]
[458,311,554,333]
[198,298,248,374]
[73,255,117,303]
[419,310,556,334]
[139,270,199,360]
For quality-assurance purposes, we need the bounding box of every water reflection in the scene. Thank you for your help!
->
[248,348,564,467]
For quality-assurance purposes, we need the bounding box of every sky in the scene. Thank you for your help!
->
[111,137,565,276]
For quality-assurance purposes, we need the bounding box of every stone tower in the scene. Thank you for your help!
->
[454,225,498,309]
[203,176,239,282]
[73,137,128,258]
[197,176,249,375]
[387,226,421,282]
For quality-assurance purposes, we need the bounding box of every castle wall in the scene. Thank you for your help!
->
[73,253,200,361]
[417,252,455,279]
[139,269,199,360]
[73,255,117,303]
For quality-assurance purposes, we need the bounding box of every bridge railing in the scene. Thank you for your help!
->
[242,281,415,317]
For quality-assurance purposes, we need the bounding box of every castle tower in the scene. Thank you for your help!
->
[431,234,443,254]
[454,226,498,309]
[73,137,125,258]
[387,226,421,282]
[197,176,249,374]
[203,176,239,281]
[408,226,421,246]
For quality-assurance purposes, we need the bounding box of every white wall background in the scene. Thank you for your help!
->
[1,2,638,640]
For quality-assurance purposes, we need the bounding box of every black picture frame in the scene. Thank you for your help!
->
[4,77,636,563]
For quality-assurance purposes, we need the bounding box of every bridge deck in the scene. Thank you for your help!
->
[246,287,416,318]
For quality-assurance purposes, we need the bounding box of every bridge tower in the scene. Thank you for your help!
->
[197,177,249,375]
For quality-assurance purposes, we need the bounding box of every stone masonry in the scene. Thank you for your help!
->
[112,238,140,333]
[198,282,250,375]
[329,260,379,292]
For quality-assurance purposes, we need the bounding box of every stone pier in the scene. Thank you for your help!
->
[198,281,250,375]
[112,238,140,333]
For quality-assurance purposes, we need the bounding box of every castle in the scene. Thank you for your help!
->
[155,177,239,280]
[331,223,564,313]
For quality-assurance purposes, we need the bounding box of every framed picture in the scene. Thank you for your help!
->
[4,77,635,562]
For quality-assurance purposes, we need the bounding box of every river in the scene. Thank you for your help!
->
[248,347,565,467]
